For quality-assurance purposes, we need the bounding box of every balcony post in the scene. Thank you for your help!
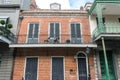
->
[95,4,105,32]
[101,37,110,80]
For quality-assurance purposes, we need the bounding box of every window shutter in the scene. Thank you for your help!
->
[76,24,81,38]
[50,23,54,37]
[71,23,75,38]
[34,24,39,38]
[55,23,59,38]
[28,24,33,38]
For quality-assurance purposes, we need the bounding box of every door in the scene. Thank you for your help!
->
[52,57,64,80]
[78,53,88,80]
[25,57,38,80]
[27,23,39,43]
[70,23,81,44]
[99,51,116,80]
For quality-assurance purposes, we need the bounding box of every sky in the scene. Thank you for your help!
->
[35,0,94,9]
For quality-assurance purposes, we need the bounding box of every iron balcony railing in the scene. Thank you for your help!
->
[15,34,93,44]
[0,26,15,42]
[92,23,120,39]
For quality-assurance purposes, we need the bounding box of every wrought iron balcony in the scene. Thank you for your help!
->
[92,23,120,39]
[15,34,93,44]
[0,26,15,43]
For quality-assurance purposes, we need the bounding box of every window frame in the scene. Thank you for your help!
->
[26,23,40,43]
[70,22,82,43]
[24,56,39,80]
[48,22,61,42]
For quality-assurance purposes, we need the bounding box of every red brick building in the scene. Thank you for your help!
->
[10,3,97,80]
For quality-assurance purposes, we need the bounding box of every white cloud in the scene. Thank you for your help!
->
[35,0,70,9]
[69,0,85,9]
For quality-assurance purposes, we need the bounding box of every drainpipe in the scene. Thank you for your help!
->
[101,37,110,80]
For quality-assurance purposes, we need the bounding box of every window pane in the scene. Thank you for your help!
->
[50,23,54,38]
[55,23,59,38]
[76,24,81,38]
[34,24,39,38]
[71,24,75,38]
[28,24,33,38]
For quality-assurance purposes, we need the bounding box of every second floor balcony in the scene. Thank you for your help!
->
[9,34,97,48]
[0,26,15,43]
[92,23,120,40]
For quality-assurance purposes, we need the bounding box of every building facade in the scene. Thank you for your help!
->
[10,3,97,80]
[89,0,120,80]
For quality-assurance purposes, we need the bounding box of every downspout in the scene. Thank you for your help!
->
[101,37,110,80]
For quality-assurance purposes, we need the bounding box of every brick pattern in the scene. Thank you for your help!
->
[13,48,95,80]
[18,17,91,44]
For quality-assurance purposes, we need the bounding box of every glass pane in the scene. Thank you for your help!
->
[34,24,39,38]
[25,58,38,80]
[50,23,54,38]
[76,24,81,38]
[28,24,33,38]
[55,23,59,38]
[71,23,75,38]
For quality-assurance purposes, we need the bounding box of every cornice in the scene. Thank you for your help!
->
[21,9,88,18]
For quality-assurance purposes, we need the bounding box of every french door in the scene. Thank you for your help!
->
[27,23,39,43]
[70,23,81,44]
[25,57,38,80]
[52,57,64,80]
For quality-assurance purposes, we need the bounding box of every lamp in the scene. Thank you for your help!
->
[19,16,24,21]
[86,46,90,54]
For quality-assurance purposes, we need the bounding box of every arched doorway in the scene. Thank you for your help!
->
[77,52,88,80]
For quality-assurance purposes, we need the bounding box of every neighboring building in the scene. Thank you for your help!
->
[0,0,37,80]
[10,3,97,80]
[89,0,120,80]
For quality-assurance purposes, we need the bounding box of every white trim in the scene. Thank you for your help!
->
[9,44,97,48]
[51,56,65,80]
[76,51,89,80]
[24,56,39,80]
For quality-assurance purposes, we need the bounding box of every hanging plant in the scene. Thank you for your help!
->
[7,23,13,29]
[0,20,5,25]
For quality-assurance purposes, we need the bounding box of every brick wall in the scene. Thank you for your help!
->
[13,48,95,80]
[18,17,91,44]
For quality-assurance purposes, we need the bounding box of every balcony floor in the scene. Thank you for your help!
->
[9,43,97,48]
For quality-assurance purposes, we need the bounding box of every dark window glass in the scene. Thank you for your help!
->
[25,57,38,80]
